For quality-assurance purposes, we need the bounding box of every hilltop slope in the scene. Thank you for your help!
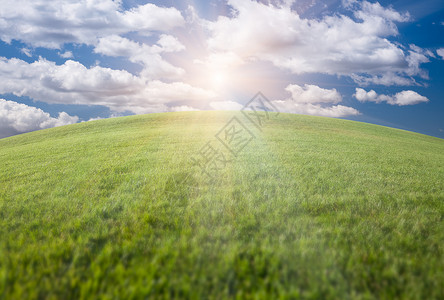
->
[1,111,443,299]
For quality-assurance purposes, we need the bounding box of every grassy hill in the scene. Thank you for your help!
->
[0,111,443,299]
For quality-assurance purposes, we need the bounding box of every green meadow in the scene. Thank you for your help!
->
[0,111,443,299]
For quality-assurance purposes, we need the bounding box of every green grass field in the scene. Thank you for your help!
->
[0,111,443,299]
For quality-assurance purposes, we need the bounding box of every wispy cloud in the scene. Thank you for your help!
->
[437,48,444,60]
[20,48,32,57]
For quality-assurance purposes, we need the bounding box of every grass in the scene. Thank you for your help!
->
[0,111,443,299]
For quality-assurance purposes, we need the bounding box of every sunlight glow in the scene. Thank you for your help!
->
[210,71,228,89]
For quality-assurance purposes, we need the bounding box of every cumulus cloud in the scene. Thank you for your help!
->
[354,88,429,105]
[393,91,429,105]
[0,57,216,114]
[94,34,185,57]
[285,84,342,104]
[0,0,185,48]
[205,0,429,85]
[156,34,186,53]
[121,3,185,34]
[0,99,78,138]
[94,35,185,80]
[272,84,360,117]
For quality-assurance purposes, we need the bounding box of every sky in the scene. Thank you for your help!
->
[0,0,443,139]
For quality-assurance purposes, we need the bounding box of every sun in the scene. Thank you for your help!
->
[210,71,228,89]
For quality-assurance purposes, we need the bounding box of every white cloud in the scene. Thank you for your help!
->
[94,35,185,58]
[437,48,444,59]
[354,88,429,105]
[170,105,199,112]
[354,1,410,22]
[59,51,73,58]
[273,101,360,117]
[121,3,185,34]
[94,35,142,58]
[354,88,382,103]
[351,72,417,86]
[285,84,342,104]
[393,90,429,105]
[20,48,32,57]
[272,84,360,117]
[156,34,186,53]
[0,99,78,138]
[0,57,216,114]
[94,35,185,80]
[0,0,185,48]
[205,0,429,85]
[209,100,243,110]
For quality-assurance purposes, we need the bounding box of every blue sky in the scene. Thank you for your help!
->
[0,0,443,139]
